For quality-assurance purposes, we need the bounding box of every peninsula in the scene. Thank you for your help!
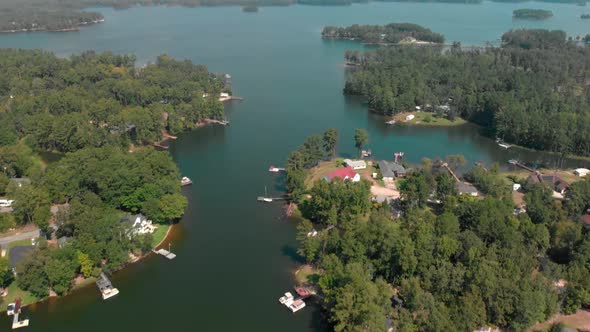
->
[322,23,445,45]
[0,50,229,308]
[513,8,554,19]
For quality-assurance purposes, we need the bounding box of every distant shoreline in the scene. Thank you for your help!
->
[0,19,105,34]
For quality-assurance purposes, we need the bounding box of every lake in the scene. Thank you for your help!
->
[0,2,589,331]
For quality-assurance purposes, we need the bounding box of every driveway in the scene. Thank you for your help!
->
[0,229,40,248]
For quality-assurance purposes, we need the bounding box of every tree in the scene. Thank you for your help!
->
[446,155,466,171]
[0,257,14,289]
[353,128,368,157]
[11,185,51,230]
[436,172,458,201]
[323,128,339,158]
[77,251,93,278]
[142,193,187,224]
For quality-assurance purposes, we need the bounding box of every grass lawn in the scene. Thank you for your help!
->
[502,168,582,185]
[151,224,170,248]
[304,160,344,189]
[0,282,39,310]
[295,265,321,285]
[393,112,467,126]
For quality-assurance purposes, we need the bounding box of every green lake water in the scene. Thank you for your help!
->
[0,2,589,331]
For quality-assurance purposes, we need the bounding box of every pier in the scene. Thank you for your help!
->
[257,196,288,202]
[153,143,170,150]
[96,273,119,300]
[154,245,176,259]
[8,299,29,330]
[508,159,534,172]
[204,119,230,126]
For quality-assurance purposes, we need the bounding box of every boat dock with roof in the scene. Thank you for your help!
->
[96,272,119,300]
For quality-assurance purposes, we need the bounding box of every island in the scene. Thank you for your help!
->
[0,50,230,307]
[582,13,590,19]
[513,8,554,19]
[284,129,590,331]
[342,28,590,158]
[322,23,445,45]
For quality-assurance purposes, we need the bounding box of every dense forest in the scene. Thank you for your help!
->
[513,8,554,19]
[322,23,445,44]
[0,49,221,298]
[287,132,590,331]
[343,29,590,157]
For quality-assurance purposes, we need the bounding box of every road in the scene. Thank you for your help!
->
[0,229,40,248]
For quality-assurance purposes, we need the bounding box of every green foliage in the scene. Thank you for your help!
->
[322,22,445,44]
[77,251,93,278]
[0,50,224,152]
[141,193,188,224]
[344,31,590,156]
[513,9,554,20]
[11,185,51,230]
[0,213,16,233]
[353,128,368,154]
[0,257,14,289]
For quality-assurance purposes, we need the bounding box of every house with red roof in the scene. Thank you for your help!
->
[323,166,361,183]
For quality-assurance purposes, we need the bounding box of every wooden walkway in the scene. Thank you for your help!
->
[153,248,176,259]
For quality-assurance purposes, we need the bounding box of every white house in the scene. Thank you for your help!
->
[121,214,157,236]
[343,159,367,170]
[405,114,415,121]
[323,167,361,183]
[574,168,590,177]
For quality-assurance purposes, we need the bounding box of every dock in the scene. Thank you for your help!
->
[8,299,29,330]
[508,159,534,172]
[257,196,287,202]
[153,143,169,150]
[154,248,176,259]
[204,119,230,126]
[269,165,286,173]
[96,273,119,300]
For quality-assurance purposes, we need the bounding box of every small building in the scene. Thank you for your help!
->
[120,214,157,236]
[323,167,360,183]
[378,161,407,181]
[343,159,367,170]
[574,168,590,177]
[9,245,35,269]
[512,183,521,191]
[405,114,415,121]
[457,182,479,197]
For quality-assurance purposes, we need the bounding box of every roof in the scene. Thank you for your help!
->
[57,236,70,246]
[326,167,358,181]
[457,182,478,194]
[527,172,569,192]
[8,245,35,268]
[378,160,406,178]
[343,159,366,168]
[120,214,146,224]
[582,214,590,226]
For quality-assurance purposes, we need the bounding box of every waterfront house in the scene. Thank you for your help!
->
[574,168,590,177]
[457,182,479,197]
[527,172,569,195]
[343,159,367,170]
[378,161,407,181]
[323,167,360,183]
[405,114,415,121]
[120,214,157,236]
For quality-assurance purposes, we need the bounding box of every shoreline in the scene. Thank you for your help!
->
[0,19,105,34]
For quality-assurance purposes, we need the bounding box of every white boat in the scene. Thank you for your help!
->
[288,299,306,312]
[181,176,193,186]
[6,303,15,316]
[279,292,294,305]
[498,143,511,149]
[101,287,120,300]
[385,120,396,125]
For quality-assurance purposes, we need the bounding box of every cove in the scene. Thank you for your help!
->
[0,2,589,331]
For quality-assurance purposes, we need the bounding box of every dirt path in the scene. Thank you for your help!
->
[531,310,590,331]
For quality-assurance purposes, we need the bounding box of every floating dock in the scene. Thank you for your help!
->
[9,299,29,330]
[257,196,287,202]
[96,273,119,300]
[154,248,176,260]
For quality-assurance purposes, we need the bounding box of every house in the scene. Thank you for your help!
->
[57,236,70,248]
[405,114,415,121]
[323,167,360,183]
[9,245,35,269]
[574,168,590,177]
[343,159,367,170]
[582,214,590,229]
[378,161,407,181]
[457,182,479,196]
[527,172,569,195]
[120,214,157,236]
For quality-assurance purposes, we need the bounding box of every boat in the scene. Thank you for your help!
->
[288,299,306,313]
[268,165,285,173]
[385,120,396,125]
[498,143,511,149]
[6,303,15,316]
[258,186,273,202]
[181,176,193,186]
[279,292,294,305]
[508,159,518,165]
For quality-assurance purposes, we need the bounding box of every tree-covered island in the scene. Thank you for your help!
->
[322,23,445,45]
[343,28,590,157]
[0,49,228,304]
[285,130,590,331]
[513,8,554,19]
